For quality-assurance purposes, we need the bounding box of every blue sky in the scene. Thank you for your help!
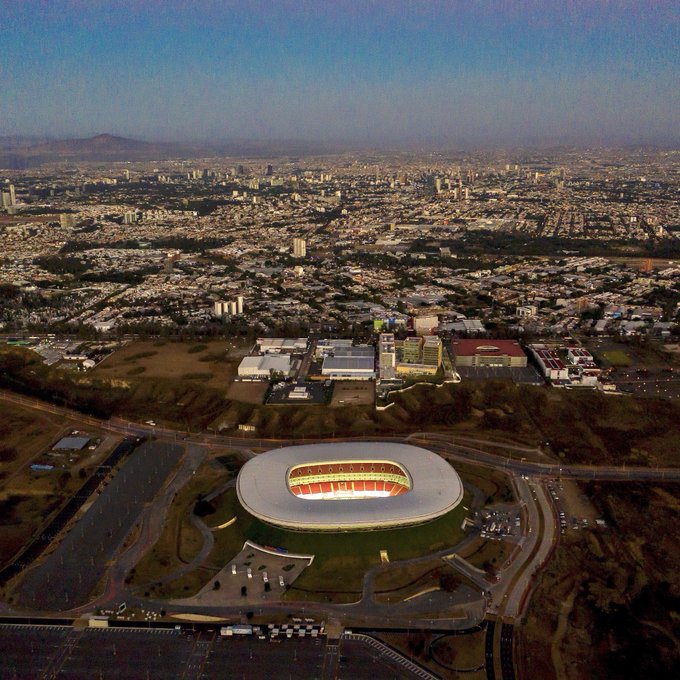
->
[1,0,678,146]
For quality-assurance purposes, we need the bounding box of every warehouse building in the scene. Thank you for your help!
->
[238,355,293,379]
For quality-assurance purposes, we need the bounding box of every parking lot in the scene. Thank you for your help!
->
[15,441,183,611]
[610,367,680,399]
[456,365,543,385]
[0,625,425,679]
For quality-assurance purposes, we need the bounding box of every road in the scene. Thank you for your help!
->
[3,390,680,483]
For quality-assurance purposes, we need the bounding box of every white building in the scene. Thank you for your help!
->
[238,355,292,379]
[257,338,308,354]
[516,304,538,318]
[413,315,439,336]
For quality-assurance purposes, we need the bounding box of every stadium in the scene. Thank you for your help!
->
[236,442,464,531]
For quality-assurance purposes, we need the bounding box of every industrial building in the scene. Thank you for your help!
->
[319,343,375,380]
[256,338,308,354]
[214,296,244,318]
[527,344,568,381]
[237,355,292,379]
[452,339,527,367]
[321,356,375,380]
[315,338,354,358]
[53,436,90,451]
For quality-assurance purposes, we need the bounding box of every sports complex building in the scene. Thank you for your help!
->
[236,442,464,531]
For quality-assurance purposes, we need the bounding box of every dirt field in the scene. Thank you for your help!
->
[0,402,70,483]
[330,381,375,408]
[93,340,250,391]
[226,381,268,404]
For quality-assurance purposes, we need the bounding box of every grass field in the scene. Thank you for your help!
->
[458,537,516,575]
[225,381,269,405]
[5,343,680,467]
[0,402,68,482]
[373,557,466,604]
[255,492,471,602]
[93,339,250,390]
[601,349,633,367]
[429,629,487,673]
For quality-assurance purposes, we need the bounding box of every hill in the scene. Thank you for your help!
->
[0,133,348,168]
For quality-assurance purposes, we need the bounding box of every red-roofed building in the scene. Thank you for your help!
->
[452,339,528,367]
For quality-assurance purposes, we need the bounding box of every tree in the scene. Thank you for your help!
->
[241,586,247,597]
[213,580,220,590]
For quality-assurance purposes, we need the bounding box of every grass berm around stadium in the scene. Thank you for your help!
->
[230,488,469,603]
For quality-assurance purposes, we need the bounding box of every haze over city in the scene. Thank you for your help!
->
[2,0,679,147]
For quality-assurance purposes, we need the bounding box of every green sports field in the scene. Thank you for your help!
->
[601,350,633,367]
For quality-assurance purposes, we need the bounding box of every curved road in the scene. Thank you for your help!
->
[3,390,679,483]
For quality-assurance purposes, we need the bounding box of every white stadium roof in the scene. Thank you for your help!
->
[236,442,464,531]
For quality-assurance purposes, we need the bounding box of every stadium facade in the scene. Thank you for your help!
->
[236,442,464,531]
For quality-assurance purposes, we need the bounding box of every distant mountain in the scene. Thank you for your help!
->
[0,135,53,150]
[0,134,184,167]
[0,133,346,168]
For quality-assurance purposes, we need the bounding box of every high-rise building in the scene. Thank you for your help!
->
[1,184,16,209]
[378,333,396,381]
[265,164,274,176]
[292,237,306,258]
[402,337,422,364]
[422,336,443,367]
[59,213,76,228]
[215,297,244,318]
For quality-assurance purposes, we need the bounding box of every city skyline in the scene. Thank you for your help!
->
[1,0,678,148]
